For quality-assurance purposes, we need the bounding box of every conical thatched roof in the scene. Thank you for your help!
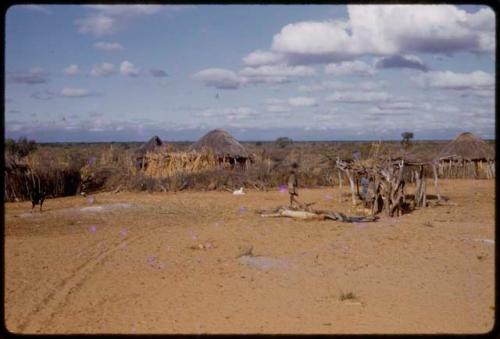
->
[135,136,164,157]
[437,132,495,161]
[190,129,249,158]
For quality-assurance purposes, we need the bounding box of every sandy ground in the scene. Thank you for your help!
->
[4,179,495,334]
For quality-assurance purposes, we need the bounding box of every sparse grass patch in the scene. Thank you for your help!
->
[237,245,254,258]
[339,291,358,301]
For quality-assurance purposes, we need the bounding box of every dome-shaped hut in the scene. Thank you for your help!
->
[435,132,495,179]
[134,135,166,169]
[190,129,249,168]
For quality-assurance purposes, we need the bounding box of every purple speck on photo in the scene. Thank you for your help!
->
[239,206,247,214]
[279,185,287,193]
[88,156,96,166]
[189,230,198,241]
[120,228,128,237]
[354,222,366,230]
[147,256,157,264]
[86,196,94,205]
[196,257,202,263]
[89,226,97,233]
[324,194,333,201]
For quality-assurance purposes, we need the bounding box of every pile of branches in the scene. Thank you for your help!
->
[258,205,378,223]
[334,149,446,217]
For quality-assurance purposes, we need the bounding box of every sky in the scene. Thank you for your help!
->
[4,4,496,142]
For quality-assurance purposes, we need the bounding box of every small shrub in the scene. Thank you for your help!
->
[275,137,293,148]
[339,292,357,301]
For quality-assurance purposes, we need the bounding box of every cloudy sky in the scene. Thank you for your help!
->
[5,4,495,142]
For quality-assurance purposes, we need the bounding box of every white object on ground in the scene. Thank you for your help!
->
[233,187,246,195]
[475,238,495,245]
[80,203,132,212]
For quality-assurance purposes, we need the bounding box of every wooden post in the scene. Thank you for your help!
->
[419,165,425,207]
[345,169,357,205]
[338,169,343,202]
[356,175,360,198]
[432,164,442,201]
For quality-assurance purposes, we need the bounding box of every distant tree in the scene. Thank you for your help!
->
[275,137,293,148]
[401,131,414,150]
[256,141,263,147]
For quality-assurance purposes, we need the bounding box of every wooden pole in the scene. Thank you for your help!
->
[338,169,343,202]
[432,164,442,201]
[345,169,357,205]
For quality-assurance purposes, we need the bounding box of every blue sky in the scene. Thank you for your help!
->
[5,4,495,142]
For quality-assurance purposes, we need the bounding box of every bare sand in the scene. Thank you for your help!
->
[4,179,495,334]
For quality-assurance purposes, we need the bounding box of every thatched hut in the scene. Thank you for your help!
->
[190,129,250,168]
[435,132,495,179]
[134,135,166,169]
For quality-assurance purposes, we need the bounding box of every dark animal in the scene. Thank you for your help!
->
[31,191,46,212]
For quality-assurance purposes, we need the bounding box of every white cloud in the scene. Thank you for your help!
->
[192,68,243,89]
[193,64,316,89]
[75,14,116,36]
[64,64,81,76]
[84,5,164,16]
[94,41,124,51]
[288,96,318,107]
[325,60,375,76]
[196,107,257,121]
[60,87,96,98]
[413,70,494,90]
[267,5,494,65]
[242,50,284,66]
[75,5,188,36]
[271,20,354,63]
[120,61,140,77]
[7,67,50,84]
[376,101,417,110]
[325,91,391,103]
[239,64,316,84]
[90,62,115,77]
[299,80,385,93]
[266,105,291,113]
[20,5,51,14]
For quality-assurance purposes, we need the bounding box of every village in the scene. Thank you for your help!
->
[4,129,496,334]
[4,3,495,335]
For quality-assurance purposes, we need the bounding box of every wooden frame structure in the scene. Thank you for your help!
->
[335,155,442,217]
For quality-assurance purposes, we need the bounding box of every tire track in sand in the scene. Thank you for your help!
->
[16,220,174,333]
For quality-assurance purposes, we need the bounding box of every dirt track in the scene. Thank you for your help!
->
[4,179,495,334]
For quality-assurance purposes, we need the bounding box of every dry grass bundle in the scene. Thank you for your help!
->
[142,149,218,178]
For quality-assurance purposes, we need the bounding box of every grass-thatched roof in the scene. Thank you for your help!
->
[135,136,164,157]
[392,144,439,165]
[190,129,249,158]
[437,132,495,161]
